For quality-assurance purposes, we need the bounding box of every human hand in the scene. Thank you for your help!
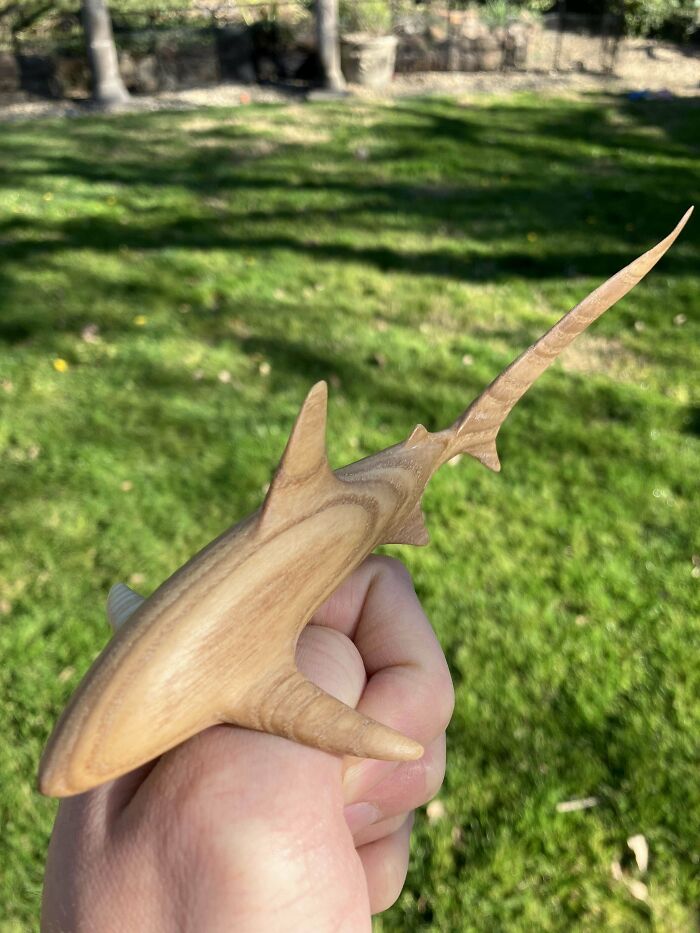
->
[42,556,454,932]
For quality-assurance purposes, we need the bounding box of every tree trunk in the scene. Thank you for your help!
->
[553,0,566,71]
[316,0,345,91]
[82,0,129,107]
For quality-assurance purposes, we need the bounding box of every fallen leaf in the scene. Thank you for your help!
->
[627,834,649,873]
[426,799,445,823]
[556,796,599,813]
[627,879,648,902]
[81,323,100,344]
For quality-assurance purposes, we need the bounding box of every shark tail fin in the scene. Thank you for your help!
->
[440,208,693,472]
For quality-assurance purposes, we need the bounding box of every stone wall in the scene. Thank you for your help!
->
[1,13,530,101]
[395,8,531,74]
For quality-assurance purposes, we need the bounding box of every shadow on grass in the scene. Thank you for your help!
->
[0,112,696,355]
[0,98,698,335]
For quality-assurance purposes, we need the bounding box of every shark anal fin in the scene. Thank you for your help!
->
[385,503,430,546]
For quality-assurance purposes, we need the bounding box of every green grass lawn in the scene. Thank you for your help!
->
[0,91,698,931]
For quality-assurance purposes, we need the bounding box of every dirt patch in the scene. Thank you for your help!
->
[559,334,650,383]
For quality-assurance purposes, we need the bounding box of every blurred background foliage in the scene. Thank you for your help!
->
[0,90,698,930]
[2,0,699,44]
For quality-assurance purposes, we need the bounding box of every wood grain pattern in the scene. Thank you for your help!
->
[38,210,692,797]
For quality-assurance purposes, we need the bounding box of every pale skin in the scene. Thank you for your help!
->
[42,556,455,931]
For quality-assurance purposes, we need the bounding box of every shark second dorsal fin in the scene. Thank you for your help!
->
[260,381,337,529]
[405,424,429,447]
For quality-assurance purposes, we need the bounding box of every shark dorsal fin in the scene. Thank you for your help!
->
[260,381,336,528]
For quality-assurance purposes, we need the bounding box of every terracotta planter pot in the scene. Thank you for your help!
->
[340,33,397,89]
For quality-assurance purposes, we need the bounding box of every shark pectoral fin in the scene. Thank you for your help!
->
[237,669,423,761]
[260,381,340,529]
[106,583,145,631]
[384,503,431,546]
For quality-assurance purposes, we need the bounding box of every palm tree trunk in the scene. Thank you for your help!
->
[82,0,129,107]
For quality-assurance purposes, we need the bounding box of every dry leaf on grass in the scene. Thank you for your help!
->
[426,799,445,823]
[627,834,649,873]
[556,796,599,813]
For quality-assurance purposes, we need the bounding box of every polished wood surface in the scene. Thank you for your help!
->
[39,209,692,797]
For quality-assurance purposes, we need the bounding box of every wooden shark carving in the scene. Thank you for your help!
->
[38,210,692,797]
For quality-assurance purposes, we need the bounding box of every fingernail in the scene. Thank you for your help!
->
[344,802,381,835]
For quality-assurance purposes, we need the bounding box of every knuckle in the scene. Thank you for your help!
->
[434,660,455,731]
[411,659,454,735]
[422,735,447,802]
[372,554,412,586]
